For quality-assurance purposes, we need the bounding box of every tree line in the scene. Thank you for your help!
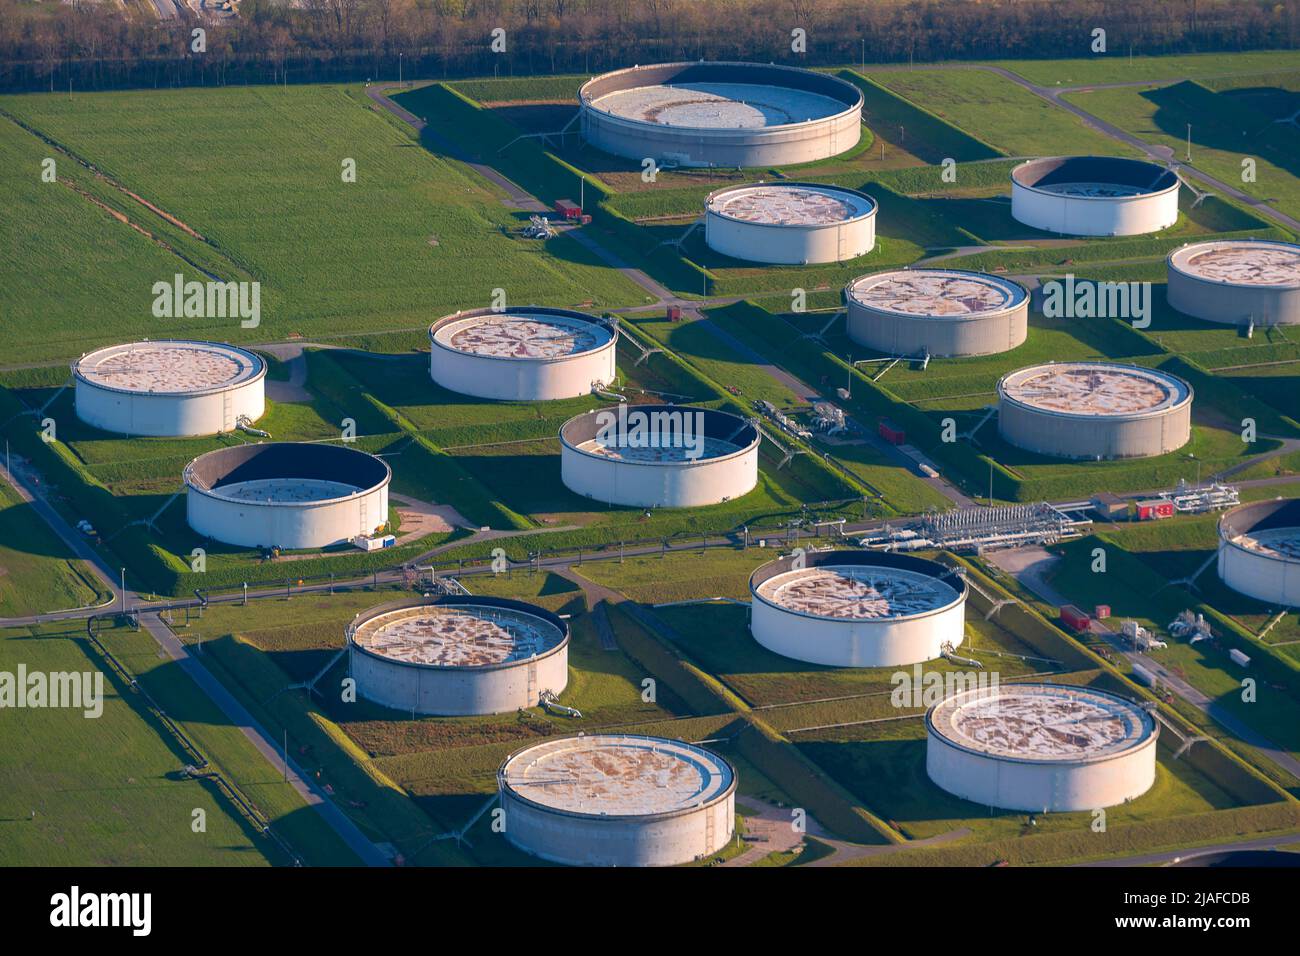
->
[0,0,1296,94]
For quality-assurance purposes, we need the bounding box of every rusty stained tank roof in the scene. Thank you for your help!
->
[502,735,734,816]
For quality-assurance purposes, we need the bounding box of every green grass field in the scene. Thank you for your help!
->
[869,69,1139,158]
[797,717,1237,842]
[0,478,102,617]
[6,53,1300,866]
[996,51,1300,88]
[0,85,646,363]
[0,622,283,866]
[1045,533,1300,768]
[1063,80,1300,222]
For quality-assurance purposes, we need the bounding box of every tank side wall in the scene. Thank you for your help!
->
[1167,272,1300,326]
[186,484,388,549]
[847,303,1028,358]
[926,731,1157,811]
[998,402,1189,459]
[561,445,758,508]
[1012,183,1178,237]
[706,214,875,265]
[355,646,569,716]
[500,790,733,866]
[76,379,264,437]
[1219,542,1300,606]
[583,106,861,168]
[430,345,616,402]
[750,597,963,667]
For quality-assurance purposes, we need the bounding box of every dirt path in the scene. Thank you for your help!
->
[390,493,469,542]
[724,800,810,866]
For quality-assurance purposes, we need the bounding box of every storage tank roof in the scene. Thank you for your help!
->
[1170,240,1300,287]
[501,735,734,817]
[928,684,1156,762]
[709,183,875,225]
[591,82,843,129]
[754,564,960,620]
[561,405,759,465]
[432,311,613,359]
[848,269,1027,317]
[352,604,564,667]
[1230,527,1300,560]
[74,341,264,396]
[1000,363,1190,416]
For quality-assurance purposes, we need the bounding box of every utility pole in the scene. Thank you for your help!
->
[1186,123,1192,162]
[120,568,126,614]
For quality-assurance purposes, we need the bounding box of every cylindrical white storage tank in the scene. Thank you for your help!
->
[348,596,569,716]
[1011,156,1179,236]
[498,734,736,867]
[704,182,876,265]
[1167,239,1300,327]
[72,340,265,438]
[560,404,759,509]
[1217,498,1300,607]
[429,306,618,401]
[749,550,967,667]
[997,362,1192,460]
[846,269,1028,357]
[184,442,390,550]
[926,683,1159,812]
[579,62,863,169]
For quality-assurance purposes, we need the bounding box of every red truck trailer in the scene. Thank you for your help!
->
[554,199,583,220]
[1059,604,1091,633]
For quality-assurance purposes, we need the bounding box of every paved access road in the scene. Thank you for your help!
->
[988,544,1300,783]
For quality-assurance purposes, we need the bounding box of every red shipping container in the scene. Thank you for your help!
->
[1136,499,1175,520]
[666,305,682,322]
[1094,604,1111,620]
[878,419,905,445]
[1059,604,1091,632]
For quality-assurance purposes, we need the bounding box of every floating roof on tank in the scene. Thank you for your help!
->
[999,362,1191,417]
[706,182,876,226]
[499,734,735,818]
[430,306,616,361]
[73,340,265,397]
[350,596,569,669]
[750,549,967,622]
[1169,239,1300,288]
[1012,156,1178,198]
[184,442,390,505]
[848,269,1027,318]
[927,683,1157,763]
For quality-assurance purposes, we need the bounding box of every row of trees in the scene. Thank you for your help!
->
[1,0,1297,93]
